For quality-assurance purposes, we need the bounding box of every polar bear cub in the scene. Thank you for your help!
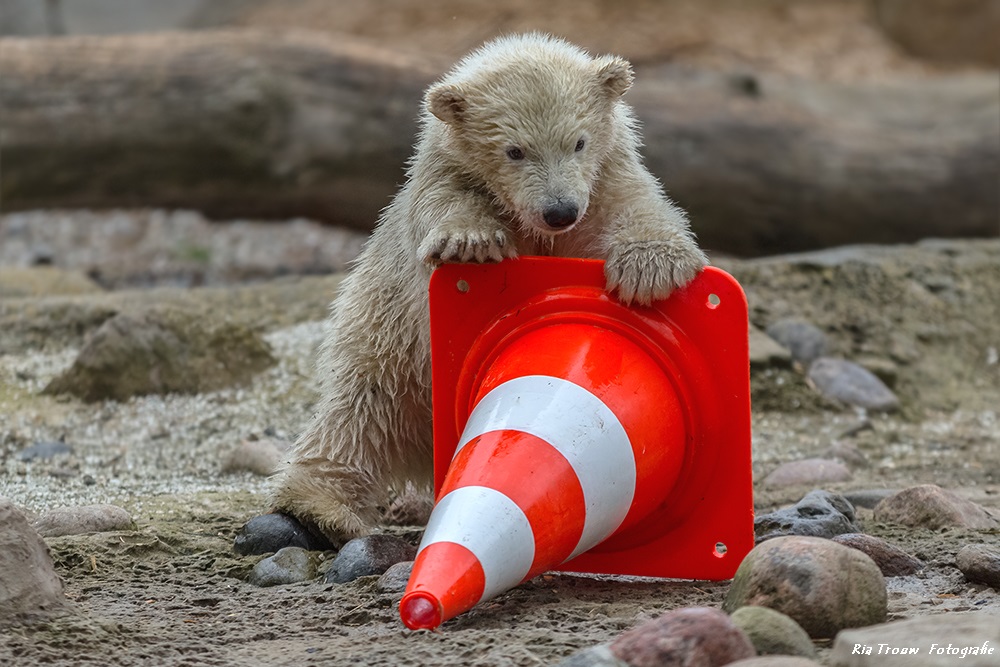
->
[269,33,707,545]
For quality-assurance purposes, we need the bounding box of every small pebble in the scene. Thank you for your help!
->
[233,513,332,556]
[831,533,923,577]
[723,535,887,639]
[956,543,1000,589]
[807,357,899,411]
[17,441,73,462]
[324,534,416,584]
[221,438,289,477]
[609,606,756,667]
[728,658,820,667]
[749,326,793,370]
[247,547,319,587]
[762,458,852,488]
[376,560,414,594]
[841,488,896,510]
[873,484,999,530]
[765,318,828,365]
[822,441,869,468]
[854,355,899,388]
[31,504,133,538]
[755,490,860,541]
[730,605,816,658]
[555,644,629,667]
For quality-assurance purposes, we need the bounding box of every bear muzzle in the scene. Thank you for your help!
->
[542,202,580,230]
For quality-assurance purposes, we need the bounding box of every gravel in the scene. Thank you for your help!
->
[0,321,326,516]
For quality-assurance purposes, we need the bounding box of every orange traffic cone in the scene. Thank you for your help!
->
[400,257,753,630]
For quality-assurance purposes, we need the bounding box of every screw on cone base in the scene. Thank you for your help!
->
[399,591,443,630]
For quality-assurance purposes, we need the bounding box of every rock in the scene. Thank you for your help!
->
[729,605,816,658]
[755,490,860,541]
[749,325,793,370]
[220,438,289,477]
[0,299,119,355]
[16,440,73,462]
[609,606,756,667]
[956,544,1000,589]
[723,536,887,639]
[0,266,103,298]
[842,488,897,510]
[830,611,1000,666]
[831,533,923,577]
[324,535,416,584]
[873,484,1000,530]
[376,561,414,594]
[872,0,1000,67]
[765,319,828,366]
[854,356,899,389]
[807,357,900,411]
[822,441,869,468]
[43,304,275,402]
[761,458,852,488]
[555,644,629,667]
[233,513,333,556]
[0,497,70,625]
[247,547,320,587]
[728,658,820,667]
[31,504,133,538]
[0,272,344,356]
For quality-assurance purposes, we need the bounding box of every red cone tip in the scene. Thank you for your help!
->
[399,591,443,630]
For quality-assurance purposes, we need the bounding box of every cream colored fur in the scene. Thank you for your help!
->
[270,33,707,544]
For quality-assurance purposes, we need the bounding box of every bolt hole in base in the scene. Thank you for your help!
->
[707,293,721,309]
[456,279,470,293]
[713,542,728,558]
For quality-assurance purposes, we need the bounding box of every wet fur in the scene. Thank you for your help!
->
[271,33,707,544]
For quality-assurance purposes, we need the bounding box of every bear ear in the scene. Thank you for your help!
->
[427,84,468,125]
[594,56,634,99]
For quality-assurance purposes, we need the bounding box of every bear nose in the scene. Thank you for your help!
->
[542,202,579,229]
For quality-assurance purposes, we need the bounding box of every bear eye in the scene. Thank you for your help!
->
[575,138,586,152]
[506,146,525,161]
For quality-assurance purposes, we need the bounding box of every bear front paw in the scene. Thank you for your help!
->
[605,240,707,306]
[419,226,518,265]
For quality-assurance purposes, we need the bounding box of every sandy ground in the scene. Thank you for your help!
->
[1,215,998,665]
[0,4,997,663]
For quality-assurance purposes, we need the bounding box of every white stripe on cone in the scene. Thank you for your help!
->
[413,374,639,605]
[416,485,535,602]
[455,374,636,559]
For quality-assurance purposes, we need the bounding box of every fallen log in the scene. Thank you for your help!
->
[1,31,996,255]
[631,66,1000,254]
[0,30,435,230]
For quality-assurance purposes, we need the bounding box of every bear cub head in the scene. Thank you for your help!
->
[425,33,634,239]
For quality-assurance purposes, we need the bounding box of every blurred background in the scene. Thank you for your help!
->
[0,0,997,287]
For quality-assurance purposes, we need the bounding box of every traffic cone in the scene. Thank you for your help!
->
[400,257,753,630]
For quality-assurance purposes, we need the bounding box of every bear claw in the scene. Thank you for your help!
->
[419,227,517,265]
[605,240,706,306]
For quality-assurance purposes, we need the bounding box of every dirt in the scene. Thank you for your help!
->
[1,214,999,665]
[1,3,998,663]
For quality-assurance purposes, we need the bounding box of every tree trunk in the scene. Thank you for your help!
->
[1,31,996,255]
